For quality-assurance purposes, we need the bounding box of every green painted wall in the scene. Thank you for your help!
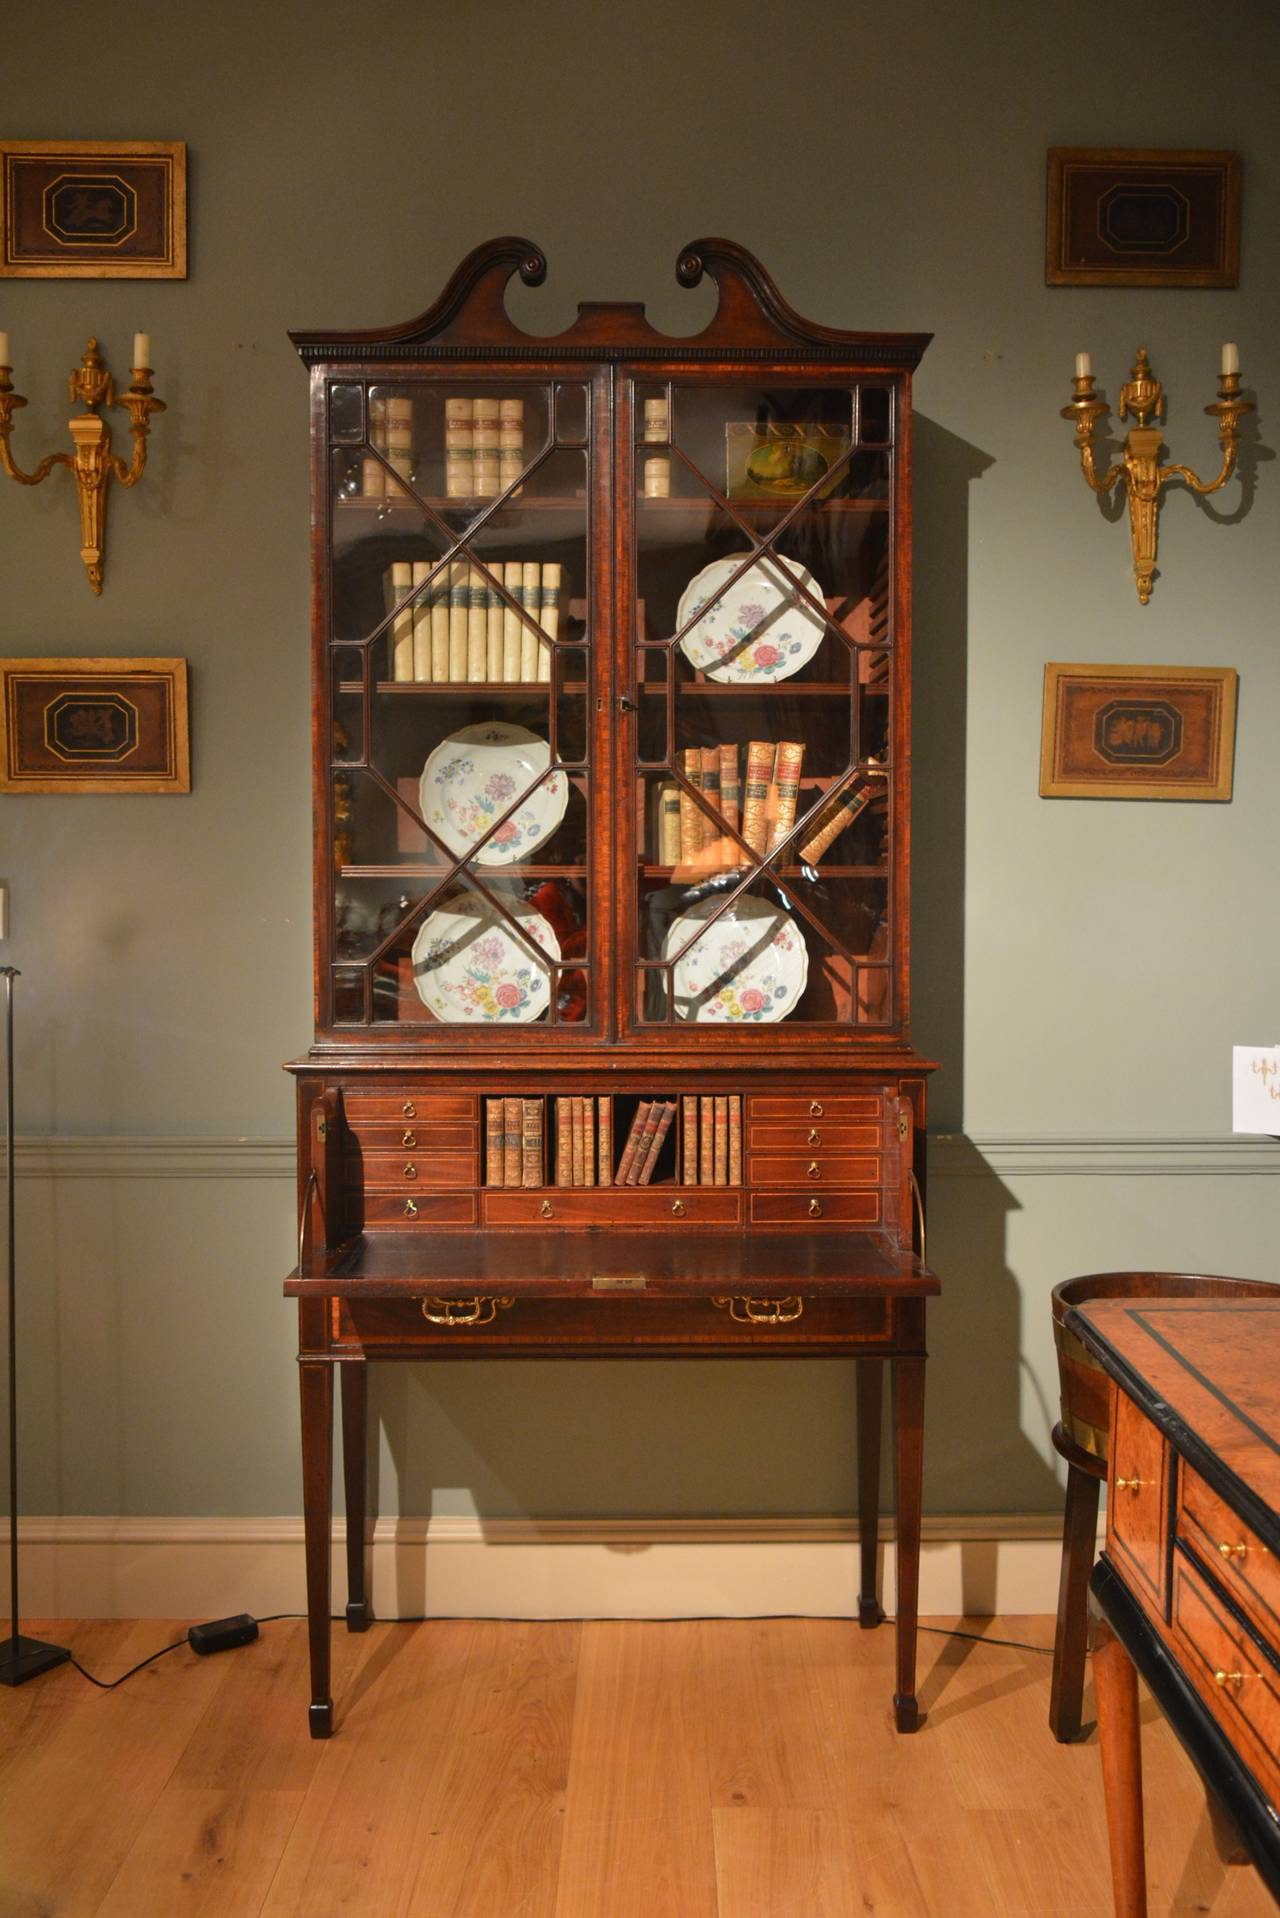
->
[3,0,1277,1521]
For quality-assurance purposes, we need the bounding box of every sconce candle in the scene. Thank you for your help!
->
[132,333,151,372]
[1074,352,1092,380]
[1221,341,1239,377]
[0,333,9,369]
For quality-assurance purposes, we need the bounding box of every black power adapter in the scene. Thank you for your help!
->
[187,1613,260,1656]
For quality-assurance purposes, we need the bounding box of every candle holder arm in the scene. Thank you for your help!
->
[0,395,73,488]
[1061,394,1123,496]
[106,385,166,489]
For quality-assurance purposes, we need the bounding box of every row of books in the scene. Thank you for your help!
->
[554,1096,612,1185]
[653,742,877,869]
[482,1094,743,1187]
[485,1096,545,1188]
[681,1093,743,1186]
[359,395,527,501]
[386,560,561,685]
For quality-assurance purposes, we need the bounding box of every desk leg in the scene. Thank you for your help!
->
[891,1355,925,1732]
[340,1363,373,1632]
[855,1359,884,1626]
[1049,1459,1100,1741]
[300,1360,334,1739]
[1092,1613,1147,1918]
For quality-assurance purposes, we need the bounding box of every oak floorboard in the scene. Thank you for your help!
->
[93,1787,305,1918]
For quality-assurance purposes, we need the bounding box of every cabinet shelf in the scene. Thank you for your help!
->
[338,680,575,697]
[638,680,888,698]
[640,864,887,881]
[339,864,586,880]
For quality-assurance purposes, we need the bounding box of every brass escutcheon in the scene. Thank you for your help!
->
[807,1161,821,1180]
[897,1111,909,1142]
[809,1100,823,1117]
[403,1163,417,1180]
[404,1198,418,1219]
[808,1197,822,1218]
[808,1128,821,1146]
[402,1130,417,1147]
[402,1100,417,1119]
[316,1115,327,1141]
[420,1295,514,1328]
[712,1295,805,1326]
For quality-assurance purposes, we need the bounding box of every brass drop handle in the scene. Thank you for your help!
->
[1213,1669,1246,1690]
[1114,1476,1148,1492]
[808,1198,822,1218]
[807,1161,821,1180]
[402,1130,417,1148]
[671,1199,686,1217]
[712,1294,805,1325]
[540,1198,554,1219]
[1218,1540,1248,1561]
[404,1198,419,1219]
[403,1163,418,1181]
[420,1295,514,1327]
[808,1128,821,1146]
[402,1100,417,1118]
[809,1100,823,1117]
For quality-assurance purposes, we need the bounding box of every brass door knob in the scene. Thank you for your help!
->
[807,1161,821,1180]
[402,1131,417,1147]
[808,1128,821,1146]
[808,1198,822,1218]
[402,1100,417,1118]
[809,1100,823,1117]
[403,1198,419,1219]
[1213,1669,1246,1690]
[1218,1540,1248,1560]
[403,1163,417,1181]
[1114,1476,1147,1492]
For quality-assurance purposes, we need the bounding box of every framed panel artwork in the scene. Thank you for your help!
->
[0,140,187,279]
[1040,663,1236,801]
[1046,147,1240,289]
[0,657,190,793]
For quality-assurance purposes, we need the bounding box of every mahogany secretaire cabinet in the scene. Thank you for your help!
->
[286,239,938,1737]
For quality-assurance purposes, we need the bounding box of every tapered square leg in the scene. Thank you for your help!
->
[340,1362,373,1632]
[1092,1612,1148,1916]
[1049,1460,1101,1741]
[300,1360,334,1737]
[891,1355,926,1732]
[855,1358,884,1627]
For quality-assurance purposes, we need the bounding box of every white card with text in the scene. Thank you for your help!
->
[1232,1045,1280,1135]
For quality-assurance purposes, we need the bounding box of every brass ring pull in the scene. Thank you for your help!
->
[807,1161,821,1180]
[1114,1476,1148,1492]
[403,1163,418,1180]
[808,1128,821,1146]
[712,1295,804,1325]
[1218,1540,1248,1560]
[540,1198,554,1219]
[402,1100,417,1118]
[402,1131,417,1148]
[420,1295,514,1328]
[671,1199,686,1217]
[808,1197,822,1218]
[1213,1669,1246,1690]
[809,1100,823,1117]
[404,1198,418,1219]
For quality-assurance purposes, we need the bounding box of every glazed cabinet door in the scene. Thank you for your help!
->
[614,368,905,1041]
[319,368,609,1039]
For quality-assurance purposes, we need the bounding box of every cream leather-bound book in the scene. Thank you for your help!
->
[444,397,472,498]
[448,560,469,682]
[467,566,488,681]
[385,394,413,486]
[537,562,560,682]
[411,560,432,681]
[430,567,450,681]
[502,561,523,682]
[485,568,504,682]
[520,563,541,681]
[659,782,682,865]
[390,561,414,681]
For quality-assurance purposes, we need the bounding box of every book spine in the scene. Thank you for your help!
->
[520,563,541,682]
[467,566,489,682]
[629,1099,666,1185]
[499,397,524,495]
[485,570,504,683]
[741,740,774,854]
[616,1100,652,1186]
[798,782,875,864]
[411,560,432,681]
[571,1096,585,1186]
[767,741,806,852]
[713,1094,729,1186]
[680,748,704,864]
[390,561,414,682]
[728,1095,742,1186]
[385,394,413,487]
[502,1096,521,1187]
[430,569,450,682]
[555,1096,572,1186]
[502,562,523,682]
[719,743,741,838]
[682,1094,698,1185]
[659,782,682,865]
[485,1098,504,1187]
[699,1095,714,1186]
[521,1098,542,1188]
[365,397,387,496]
[444,396,473,499]
[700,746,722,856]
[597,1097,613,1185]
[636,1100,675,1186]
[361,454,384,499]
[472,394,499,497]
[583,1096,595,1187]
[448,560,470,682]
[538,563,560,683]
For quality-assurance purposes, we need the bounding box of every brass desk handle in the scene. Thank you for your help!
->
[404,1198,418,1219]
[403,1162,418,1180]
[1213,1669,1246,1690]
[1218,1540,1248,1560]
[808,1128,821,1146]
[807,1161,821,1180]
[421,1295,514,1328]
[402,1100,417,1119]
[809,1197,822,1218]
[540,1198,554,1219]
[402,1131,417,1147]
[671,1199,686,1217]
[809,1100,823,1117]
[1114,1476,1148,1492]
[712,1295,804,1325]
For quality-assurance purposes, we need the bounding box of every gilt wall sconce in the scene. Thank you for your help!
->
[1060,343,1252,605]
[0,332,165,594]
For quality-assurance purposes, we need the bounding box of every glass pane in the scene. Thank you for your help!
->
[631,377,894,1030]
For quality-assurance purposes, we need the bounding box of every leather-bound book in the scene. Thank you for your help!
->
[583,1095,596,1187]
[699,1094,714,1185]
[466,566,488,682]
[713,1095,729,1185]
[521,1099,542,1187]
[485,1099,504,1187]
[728,1095,743,1186]
[767,741,805,853]
[635,1100,675,1185]
[679,748,704,864]
[741,740,774,854]
[598,1097,613,1185]
[555,1096,572,1186]
[682,1094,698,1184]
[571,1095,585,1186]
[615,1100,652,1185]
[719,743,741,837]
[448,560,470,682]
[502,1096,521,1187]
[502,562,523,682]
[700,747,721,855]
[798,782,875,864]
[625,1099,664,1185]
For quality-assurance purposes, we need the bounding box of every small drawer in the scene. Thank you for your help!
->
[747,1153,880,1188]
[341,1092,477,1122]
[359,1192,478,1229]
[1106,1388,1170,1614]
[346,1120,478,1152]
[1171,1554,1280,1806]
[750,1190,881,1227]
[748,1095,880,1121]
[1178,1464,1278,1645]
[747,1122,880,1151]
[482,1188,742,1227]
[354,1150,478,1189]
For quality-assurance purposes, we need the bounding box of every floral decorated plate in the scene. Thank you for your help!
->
[664,893,809,1024]
[676,553,826,684]
[411,889,561,1023]
[420,722,568,867]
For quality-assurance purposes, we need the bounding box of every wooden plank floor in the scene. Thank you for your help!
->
[0,1614,1273,1917]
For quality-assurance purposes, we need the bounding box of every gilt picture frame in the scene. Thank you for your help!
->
[0,140,187,279]
[1046,147,1240,289]
[0,657,190,793]
[1039,663,1236,801]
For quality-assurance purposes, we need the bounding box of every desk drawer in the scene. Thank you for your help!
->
[354,1150,479,1190]
[747,1122,880,1151]
[1171,1554,1280,1807]
[342,1092,477,1123]
[359,1193,477,1229]
[482,1188,742,1228]
[1106,1387,1170,1615]
[1178,1464,1279,1646]
[346,1121,478,1152]
[748,1095,879,1121]
[747,1153,880,1188]
[750,1190,881,1227]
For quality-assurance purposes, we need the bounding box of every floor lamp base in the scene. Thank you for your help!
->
[0,1633,71,1687]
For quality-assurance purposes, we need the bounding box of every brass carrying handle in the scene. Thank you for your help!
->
[420,1295,514,1327]
[712,1294,804,1325]
[908,1167,926,1267]
[807,1161,821,1180]
[1218,1540,1248,1560]
[1213,1669,1247,1690]
[297,1168,320,1270]
[403,1163,418,1180]
[402,1099,417,1119]
[809,1100,823,1117]
[808,1128,821,1146]
[402,1131,417,1147]
[808,1197,822,1218]
[404,1198,419,1219]
[1114,1476,1148,1492]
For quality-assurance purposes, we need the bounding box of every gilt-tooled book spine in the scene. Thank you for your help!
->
[682,1094,698,1184]
[502,562,523,682]
[598,1097,613,1186]
[499,397,524,496]
[616,1100,652,1186]
[485,1099,504,1187]
[412,561,432,682]
[538,563,560,684]
[798,783,874,864]
[583,1096,596,1187]
[658,783,682,865]
[520,564,541,682]
[728,1095,743,1186]
[767,741,805,853]
[741,740,774,854]
[390,561,414,683]
[485,570,504,684]
[700,747,722,858]
[555,1096,572,1186]
[631,1099,669,1186]
[502,1096,522,1187]
[467,566,488,683]
[521,1099,542,1188]
[719,743,741,838]
[448,560,470,683]
[571,1095,585,1187]
[636,1100,676,1186]
[713,1095,729,1186]
[699,1095,714,1185]
[680,748,704,864]
[472,394,499,497]
[444,396,473,499]
[365,395,387,497]
[430,568,450,682]
[385,394,413,488]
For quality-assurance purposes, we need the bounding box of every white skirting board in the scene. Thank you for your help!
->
[14,1513,1095,1621]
